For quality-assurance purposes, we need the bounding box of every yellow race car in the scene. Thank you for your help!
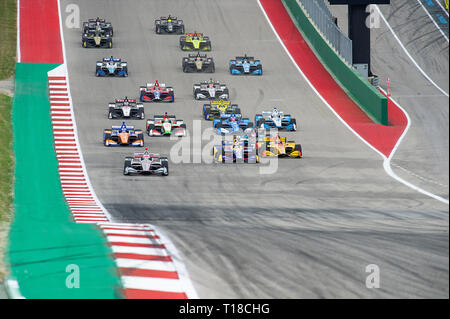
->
[257,134,302,158]
[179,32,211,51]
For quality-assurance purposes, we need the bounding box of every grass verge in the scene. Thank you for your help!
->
[0,94,13,282]
[0,0,17,80]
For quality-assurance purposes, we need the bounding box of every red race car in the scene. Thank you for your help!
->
[139,80,174,102]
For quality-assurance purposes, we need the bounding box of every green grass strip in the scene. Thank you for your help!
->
[0,94,13,222]
[0,93,13,281]
[7,63,122,298]
[0,0,17,80]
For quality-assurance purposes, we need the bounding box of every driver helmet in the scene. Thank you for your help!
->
[275,134,282,143]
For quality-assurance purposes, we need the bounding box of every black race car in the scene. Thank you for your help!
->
[155,15,185,34]
[182,52,215,73]
[82,29,112,48]
[82,17,113,37]
[108,97,144,119]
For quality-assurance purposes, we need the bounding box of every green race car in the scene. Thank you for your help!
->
[179,32,211,51]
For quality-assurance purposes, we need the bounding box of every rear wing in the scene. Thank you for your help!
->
[186,33,203,37]
[235,56,255,61]
[102,57,122,62]
[220,113,242,120]
[262,111,284,116]
[134,152,160,157]
[115,99,137,103]
[188,53,207,58]
[112,125,135,130]
[154,115,176,120]
[263,136,287,143]
[210,100,231,106]
[146,83,166,88]
[88,18,106,23]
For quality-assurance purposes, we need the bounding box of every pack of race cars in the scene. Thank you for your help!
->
[83,15,302,176]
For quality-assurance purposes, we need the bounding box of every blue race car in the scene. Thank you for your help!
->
[255,107,297,131]
[229,54,262,75]
[96,56,128,77]
[213,135,259,163]
[213,114,254,135]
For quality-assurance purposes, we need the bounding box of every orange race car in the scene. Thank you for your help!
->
[103,121,144,147]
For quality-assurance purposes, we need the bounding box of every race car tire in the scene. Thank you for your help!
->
[123,159,132,175]
[161,157,169,176]
[194,88,201,99]
[204,106,211,119]
[291,119,297,130]
[82,41,87,48]
[103,132,111,146]
[146,124,154,135]
[294,144,302,157]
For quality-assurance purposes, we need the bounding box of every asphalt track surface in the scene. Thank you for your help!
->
[61,0,448,298]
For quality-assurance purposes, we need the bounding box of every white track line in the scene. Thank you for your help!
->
[16,0,20,63]
[379,87,449,205]
[375,5,449,97]
[435,0,449,16]
[416,0,449,42]
[257,0,449,205]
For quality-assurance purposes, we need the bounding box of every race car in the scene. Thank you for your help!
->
[82,17,113,37]
[146,113,187,137]
[155,15,185,34]
[123,147,169,176]
[82,29,112,48]
[96,56,128,77]
[255,107,297,131]
[230,55,262,75]
[108,97,144,119]
[256,134,302,158]
[193,79,229,100]
[213,135,259,164]
[179,32,211,51]
[103,122,144,147]
[139,80,175,102]
[182,53,215,73]
[213,114,254,135]
[203,100,241,120]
